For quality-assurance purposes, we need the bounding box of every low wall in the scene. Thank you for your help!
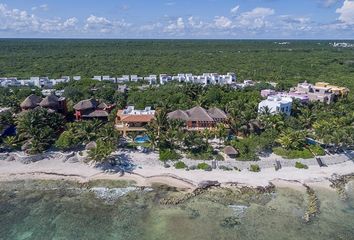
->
[0,151,75,164]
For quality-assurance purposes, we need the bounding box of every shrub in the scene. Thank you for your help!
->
[219,165,233,171]
[273,147,314,159]
[174,161,187,169]
[309,145,325,156]
[187,152,214,160]
[215,154,225,161]
[295,162,309,169]
[249,164,261,172]
[159,149,181,162]
[189,165,197,170]
[197,162,212,171]
[55,131,81,151]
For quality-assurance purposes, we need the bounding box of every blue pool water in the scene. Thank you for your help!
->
[134,135,150,143]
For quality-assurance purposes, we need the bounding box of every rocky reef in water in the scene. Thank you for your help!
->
[329,173,354,200]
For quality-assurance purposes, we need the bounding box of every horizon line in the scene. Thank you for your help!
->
[0,37,354,41]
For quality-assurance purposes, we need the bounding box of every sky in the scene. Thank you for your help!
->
[0,0,353,39]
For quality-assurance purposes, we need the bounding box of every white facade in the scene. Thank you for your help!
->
[92,76,102,81]
[159,74,172,85]
[258,95,293,116]
[123,106,155,115]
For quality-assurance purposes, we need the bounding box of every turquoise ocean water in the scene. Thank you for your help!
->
[0,180,353,240]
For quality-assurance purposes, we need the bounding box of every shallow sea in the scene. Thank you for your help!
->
[0,180,353,240]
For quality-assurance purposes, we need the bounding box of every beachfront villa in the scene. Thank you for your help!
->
[290,81,349,104]
[314,82,349,97]
[261,89,309,103]
[115,106,155,136]
[258,95,293,116]
[73,99,114,121]
[261,82,348,105]
[168,106,228,130]
[20,94,67,114]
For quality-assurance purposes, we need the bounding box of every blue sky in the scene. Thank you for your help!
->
[0,0,353,39]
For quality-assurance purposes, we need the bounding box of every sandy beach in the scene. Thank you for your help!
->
[0,150,353,191]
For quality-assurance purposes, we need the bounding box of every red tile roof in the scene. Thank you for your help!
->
[119,114,155,123]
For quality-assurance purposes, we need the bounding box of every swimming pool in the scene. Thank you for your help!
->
[134,135,150,144]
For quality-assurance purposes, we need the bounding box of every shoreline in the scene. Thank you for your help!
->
[0,155,353,191]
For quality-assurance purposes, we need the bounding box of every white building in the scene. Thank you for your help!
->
[122,106,155,116]
[258,95,293,116]
[102,76,116,83]
[159,74,172,85]
[144,75,157,84]
[92,76,102,81]
[73,76,81,81]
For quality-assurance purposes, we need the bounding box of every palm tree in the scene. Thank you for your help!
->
[88,139,115,163]
[3,136,18,150]
[215,123,227,145]
[202,129,212,146]
[276,129,306,150]
[146,129,158,150]
[154,108,168,137]
[299,108,316,129]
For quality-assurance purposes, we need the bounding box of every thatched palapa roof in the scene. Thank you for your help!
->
[186,106,214,122]
[73,99,99,111]
[168,110,189,121]
[83,110,109,118]
[168,106,227,122]
[224,146,239,156]
[20,94,42,109]
[39,94,59,109]
[207,107,227,120]
[97,102,108,109]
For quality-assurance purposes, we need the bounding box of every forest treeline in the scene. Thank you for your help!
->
[0,39,354,92]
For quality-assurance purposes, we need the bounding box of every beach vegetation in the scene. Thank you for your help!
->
[249,164,261,172]
[159,149,181,162]
[295,162,309,169]
[174,161,187,169]
[87,139,115,163]
[273,147,313,159]
[55,131,81,151]
[2,136,19,150]
[219,165,233,171]
[197,162,212,171]
[15,108,65,154]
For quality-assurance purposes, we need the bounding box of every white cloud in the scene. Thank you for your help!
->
[214,16,232,29]
[165,2,176,6]
[32,4,49,11]
[230,5,240,15]
[188,17,204,29]
[236,7,275,29]
[279,16,313,32]
[336,0,354,25]
[84,15,130,33]
[164,17,185,33]
[0,3,77,33]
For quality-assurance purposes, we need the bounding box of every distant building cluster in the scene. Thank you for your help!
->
[0,72,254,88]
[330,42,354,48]
[258,81,349,116]
[0,76,81,88]
[92,72,239,86]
